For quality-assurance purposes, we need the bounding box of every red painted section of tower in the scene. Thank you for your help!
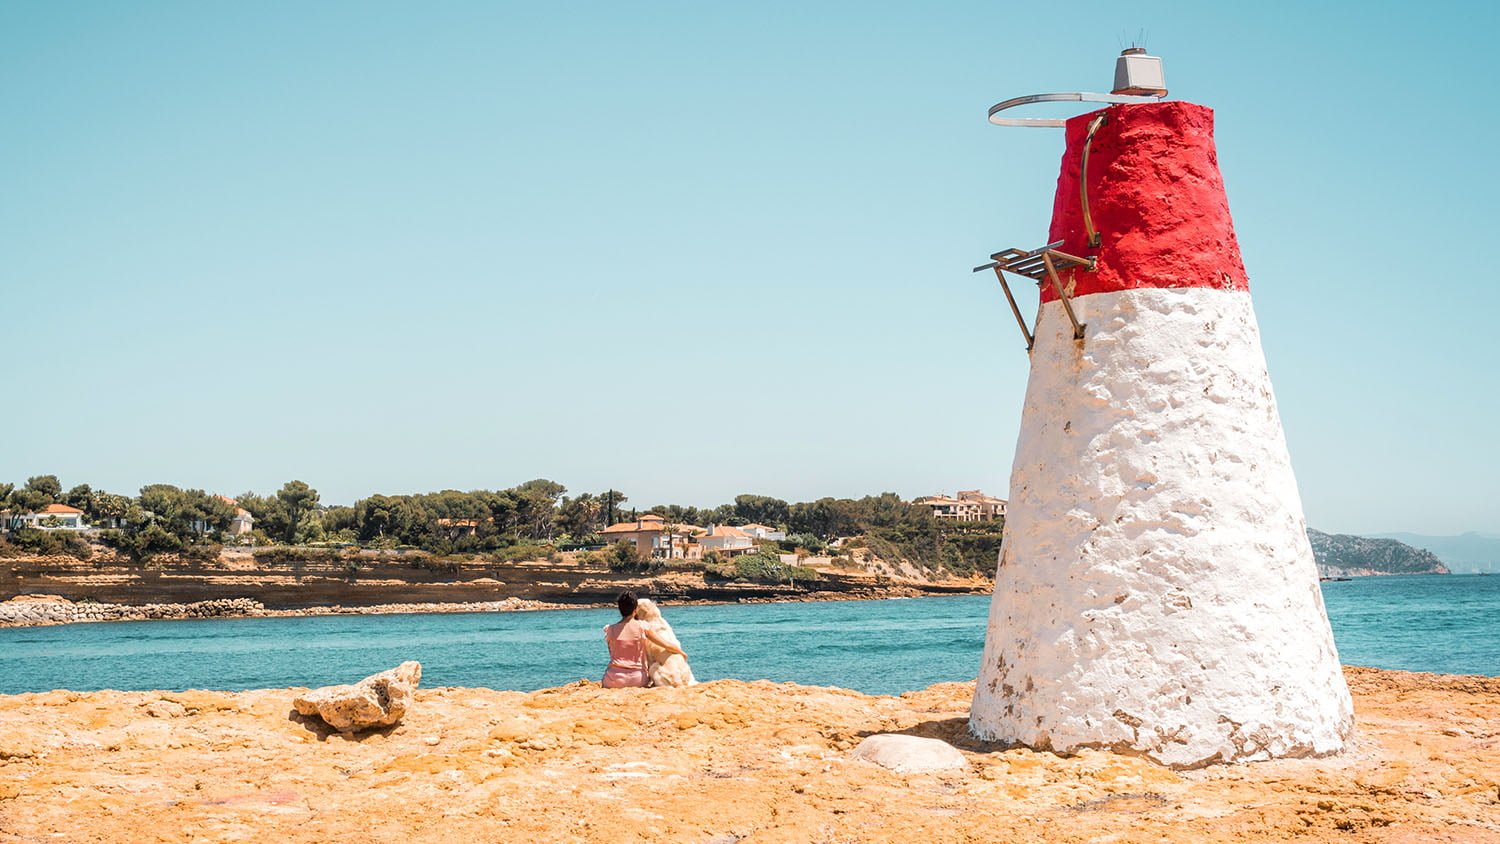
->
[1041,101,1248,303]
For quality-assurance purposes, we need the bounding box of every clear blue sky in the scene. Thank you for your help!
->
[2,1,1496,535]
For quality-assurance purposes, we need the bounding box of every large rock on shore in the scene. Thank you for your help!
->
[852,733,967,773]
[292,662,421,733]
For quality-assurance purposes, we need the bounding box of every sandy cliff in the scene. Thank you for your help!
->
[0,667,1495,842]
[0,550,985,624]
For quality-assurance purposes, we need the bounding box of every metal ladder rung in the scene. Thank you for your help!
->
[972,244,1094,350]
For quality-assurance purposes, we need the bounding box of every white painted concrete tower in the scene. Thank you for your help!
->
[969,101,1354,768]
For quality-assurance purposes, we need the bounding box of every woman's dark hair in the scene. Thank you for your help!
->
[616,590,638,619]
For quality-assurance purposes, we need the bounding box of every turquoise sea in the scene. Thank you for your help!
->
[1,575,1495,696]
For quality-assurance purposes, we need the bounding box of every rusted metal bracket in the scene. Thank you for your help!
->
[1080,112,1108,248]
[973,241,1093,351]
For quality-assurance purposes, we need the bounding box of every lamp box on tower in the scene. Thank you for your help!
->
[969,52,1353,768]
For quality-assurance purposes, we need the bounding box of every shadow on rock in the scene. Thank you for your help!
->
[856,717,1012,753]
[285,708,401,742]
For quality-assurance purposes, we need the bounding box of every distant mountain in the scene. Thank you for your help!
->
[1306,529,1450,577]
[1371,532,1500,574]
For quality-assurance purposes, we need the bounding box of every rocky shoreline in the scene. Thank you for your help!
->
[0,594,566,628]
[0,550,989,627]
[0,666,1495,842]
[0,586,982,629]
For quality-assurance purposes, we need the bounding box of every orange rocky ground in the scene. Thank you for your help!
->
[0,667,1496,843]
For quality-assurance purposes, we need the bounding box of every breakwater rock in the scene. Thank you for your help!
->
[0,594,558,628]
[0,667,1495,841]
[0,595,265,626]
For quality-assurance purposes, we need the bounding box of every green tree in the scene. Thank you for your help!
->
[137,484,232,539]
[293,509,325,544]
[510,479,564,540]
[127,523,183,560]
[389,497,431,544]
[180,489,234,538]
[64,484,93,511]
[91,493,133,528]
[323,505,359,535]
[787,498,860,539]
[0,484,16,530]
[356,494,398,540]
[648,503,704,526]
[355,493,435,545]
[275,481,320,544]
[734,494,790,527]
[557,493,601,538]
[138,484,187,532]
[8,488,51,521]
[603,540,657,572]
[25,475,62,502]
[484,491,519,536]
[600,489,628,527]
[704,545,819,585]
[236,491,289,541]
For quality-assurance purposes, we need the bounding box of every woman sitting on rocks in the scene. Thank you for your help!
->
[602,591,686,688]
[635,598,697,687]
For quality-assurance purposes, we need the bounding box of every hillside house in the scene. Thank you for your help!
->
[600,514,703,560]
[956,490,1007,520]
[193,496,257,536]
[913,490,1007,522]
[739,523,787,541]
[228,508,255,536]
[699,524,755,555]
[8,503,89,531]
[216,496,256,536]
[434,517,487,538]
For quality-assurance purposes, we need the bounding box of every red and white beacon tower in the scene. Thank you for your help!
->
[969,51,1353,767]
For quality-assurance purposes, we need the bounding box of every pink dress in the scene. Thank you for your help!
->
[602,619,648,688]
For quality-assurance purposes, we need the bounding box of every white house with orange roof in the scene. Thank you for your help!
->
[699,524,755,555]
[10,503,89,530]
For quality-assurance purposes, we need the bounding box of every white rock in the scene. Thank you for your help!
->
[292,661,422,733]
[851,734,967,774]
[971,288,1354,769]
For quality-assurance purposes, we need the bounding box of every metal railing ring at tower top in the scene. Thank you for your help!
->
[986,92,1164,127]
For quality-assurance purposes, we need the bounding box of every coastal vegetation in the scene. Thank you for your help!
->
[704,547,822,585]
[0,475,1001,584]
[3,475,1452,581]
